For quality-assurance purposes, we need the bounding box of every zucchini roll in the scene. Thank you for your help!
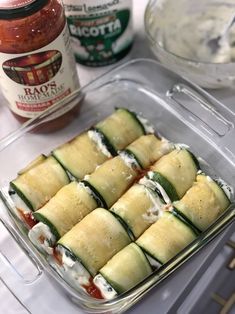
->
[94,108,150,152]
[173,174,231,231]
[110,184,164,239]
[136,211,197,264]
[29,182,97,253]
[94,243,152,298]
[55,208,131,284]
[29,134,170,254]
[145,149,198,202]
[83,134,172,209]
[52,107,150,179]
[82,155,137,209]
[123,134,173,169]
[9,155,70,224]
[52,132,110,180]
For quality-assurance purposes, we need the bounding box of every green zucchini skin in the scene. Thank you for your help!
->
[173,174,231,231]
[99,243,152,294]
[123,149,143,169]
[136,211,197,264]
[84,135,172,210]
[84,156,137,209]
[187,150,200,171]
[58,208,131,277]
[197,175,231,212]
[90,128,117,156]
[32,182,97,239]
[124,134,172,170]
[33,212,61,241]
[171,208,201,236]
[52,132,109,180]
[17,154,47,175]
[10,156,70,211]
[10,182,34,211]
[95,108,146,151]
[151,149,198,199]
[52,107,154,179]
[81,180,108,209]
[110,184,164,239]
[123,109,146,135]
[148,172,179,202]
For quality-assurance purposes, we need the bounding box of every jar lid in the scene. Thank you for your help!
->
[0,0,49,19]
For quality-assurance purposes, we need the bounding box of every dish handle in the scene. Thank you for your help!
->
[0,209,45,312]
[167,83,235,138]
[0,215,43,282]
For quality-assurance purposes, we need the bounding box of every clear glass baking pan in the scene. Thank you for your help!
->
[0,59,234,314]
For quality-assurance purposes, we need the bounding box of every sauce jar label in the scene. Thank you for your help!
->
[64,0,133,66]
[0,24,80,118]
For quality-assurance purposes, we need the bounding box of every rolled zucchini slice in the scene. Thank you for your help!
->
[150,149,198,200]
[83,156,137,209]
[174,174,231,231]
[10,156,70,212]
[17,154,46,175]
[94,108,148,152]
[110,184,164,239]
[58,208,131,277]
[29,182,97,250]
[136,211,197,264]
[52,132,109,180]
[95,243,152,296]
[124,135,173,169]
[197,174,231,213]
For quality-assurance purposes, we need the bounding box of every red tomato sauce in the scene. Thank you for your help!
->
[17,208,37,228]
[52,247,63,266]
[82,277,104,300]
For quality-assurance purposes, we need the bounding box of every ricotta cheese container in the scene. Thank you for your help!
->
[63,0,134,66]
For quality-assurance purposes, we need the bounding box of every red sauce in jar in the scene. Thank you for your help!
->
[0,0,80,132]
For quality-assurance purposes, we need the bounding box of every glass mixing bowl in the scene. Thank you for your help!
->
[145,0,235,89]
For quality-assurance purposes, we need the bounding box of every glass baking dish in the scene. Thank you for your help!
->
[0,59,234,314]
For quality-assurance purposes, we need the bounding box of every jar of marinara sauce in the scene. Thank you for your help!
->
[0,0,80,131]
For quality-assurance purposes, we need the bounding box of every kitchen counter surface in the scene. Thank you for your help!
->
[0,1,234,313]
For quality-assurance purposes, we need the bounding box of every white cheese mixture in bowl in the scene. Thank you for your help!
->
[145,0,235,88]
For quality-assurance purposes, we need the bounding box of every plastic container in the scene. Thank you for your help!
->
[0,0,80,128]
[0,59,234,313]
[63,0,133,66]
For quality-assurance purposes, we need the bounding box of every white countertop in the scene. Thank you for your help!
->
[0,1,234,313]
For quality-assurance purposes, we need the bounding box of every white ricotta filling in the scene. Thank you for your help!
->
[206,175,213,182]
[145,253,162,269]
[93,274,117,300]
[9,190,32,216]
[139,173,171,204]
[28,222,56,255]
[214,178,233,200]
[54,245,91,288]
[79,181,93,196]
[141,186,165,223]
[83,174,90,181]
[174,143,190,150]
[119,151,141,171]
[160,138,174,155]
[136,115,155,134]
[154,0,235,63]
[88,130,112,158]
